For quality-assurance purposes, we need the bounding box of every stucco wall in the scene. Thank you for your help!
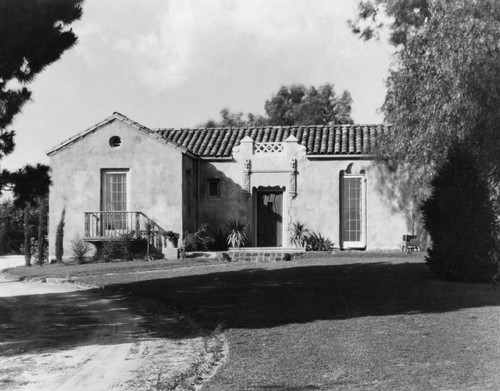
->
[48,119,183,260]
[197,160,250,238]
[182,155,199,234]
[197,138,409,250]
[291,158,408,250]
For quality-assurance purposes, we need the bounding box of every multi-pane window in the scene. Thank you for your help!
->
[102,170,128,230]
[341,176,365,247]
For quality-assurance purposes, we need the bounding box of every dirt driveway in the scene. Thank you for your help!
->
[0,256,207,391]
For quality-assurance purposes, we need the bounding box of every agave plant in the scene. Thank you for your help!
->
[306,231,335,251]
[226,218,248,248]
[290,221,310,248]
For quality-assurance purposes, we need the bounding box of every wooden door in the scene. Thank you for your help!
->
[256,190,283,247]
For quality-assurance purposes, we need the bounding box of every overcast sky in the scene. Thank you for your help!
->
[3,0,393,170]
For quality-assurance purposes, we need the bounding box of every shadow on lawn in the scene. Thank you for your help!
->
[111,260,500,330]
[3,260,500,356]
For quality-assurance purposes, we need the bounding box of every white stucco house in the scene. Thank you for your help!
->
[47,112,410,260]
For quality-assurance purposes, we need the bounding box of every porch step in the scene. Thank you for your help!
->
[227,247,305,263]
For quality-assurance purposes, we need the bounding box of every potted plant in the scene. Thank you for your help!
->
[164,231,180,248]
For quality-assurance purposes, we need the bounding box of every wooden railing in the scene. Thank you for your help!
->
[84,211,166,250]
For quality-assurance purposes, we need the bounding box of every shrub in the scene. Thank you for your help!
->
[55,208,65,262]
[31,237,48,265]
[226,218,248,248]
[181,224,215,252]
[71,235,92,264]
[283,253,293,261]
[97,235,139,262]
[306,231,335,251]
[290,221,310,247]
[422,144,499,282]
[210,226,228,251]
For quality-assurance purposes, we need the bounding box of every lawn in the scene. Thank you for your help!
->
[7,252,500,390]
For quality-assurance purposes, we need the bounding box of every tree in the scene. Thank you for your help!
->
[0,200,25,255]
[0,0,83,189]
[55,208,66,262]
[377,1,500,201]
[349,0,430,46]
[202,108,268,128]
[201,83,353,127]
[264,84,353,126]
[10,164,52,266]
[351,1,500,260]
[422,144,499,282]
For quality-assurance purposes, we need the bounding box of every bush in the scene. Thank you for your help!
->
[422,144,499,282]
[71,235,92,264]
[210,227,228,251]
[306,231,335,251]
[31,237,48,265]
[290,221,310,247]
[96,235,143,262]
[181,224,215,252]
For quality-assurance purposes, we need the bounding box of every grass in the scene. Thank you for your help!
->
[5,258,221,282]
[6,251,500,390]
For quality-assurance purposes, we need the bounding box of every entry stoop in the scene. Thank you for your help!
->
[228,247,305,262]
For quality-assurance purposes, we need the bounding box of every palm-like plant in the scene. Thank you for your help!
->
[226,218,248,248]
[290,221,310,248]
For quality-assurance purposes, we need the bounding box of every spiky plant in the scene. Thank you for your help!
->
[306,231,335,251]
[226,218,248,248]
[290,221,310,248]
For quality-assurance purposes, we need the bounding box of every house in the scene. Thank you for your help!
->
[47,112,410,260]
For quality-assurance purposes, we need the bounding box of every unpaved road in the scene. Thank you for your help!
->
[0,256,206,391]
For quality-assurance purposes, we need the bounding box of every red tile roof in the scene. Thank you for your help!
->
[154,125,387,158]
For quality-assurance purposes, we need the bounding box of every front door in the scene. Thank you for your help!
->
[256,190,283,247]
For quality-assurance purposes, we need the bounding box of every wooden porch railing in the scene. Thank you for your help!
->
[84,211,166,250]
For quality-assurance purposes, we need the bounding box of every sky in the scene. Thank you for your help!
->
[3,0,394,171]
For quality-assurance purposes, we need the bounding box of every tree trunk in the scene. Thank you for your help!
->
[24,205,31,266]
[37,200,46,265]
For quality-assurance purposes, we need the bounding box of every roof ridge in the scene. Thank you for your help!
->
[153,123,389,132]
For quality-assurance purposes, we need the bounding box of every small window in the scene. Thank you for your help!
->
[109,136,121,148]
[207,179,220,198]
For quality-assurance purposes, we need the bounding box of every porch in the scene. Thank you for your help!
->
[83,211,176,257]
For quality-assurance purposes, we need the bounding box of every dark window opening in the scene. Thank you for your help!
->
[208,179,220,198]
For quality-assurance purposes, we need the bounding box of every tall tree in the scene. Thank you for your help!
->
[351,0,500,259]
[349,0,430,46]
[378,1,500,201]
[422,144,499,282]
[0,0,83,188]
[10,164,52,266]
[264,84,353,126]
[203,108,268,128]
[201,83,353,127]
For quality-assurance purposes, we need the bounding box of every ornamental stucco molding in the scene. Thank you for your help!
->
[243,159,251,200]
[289,158,297,199]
